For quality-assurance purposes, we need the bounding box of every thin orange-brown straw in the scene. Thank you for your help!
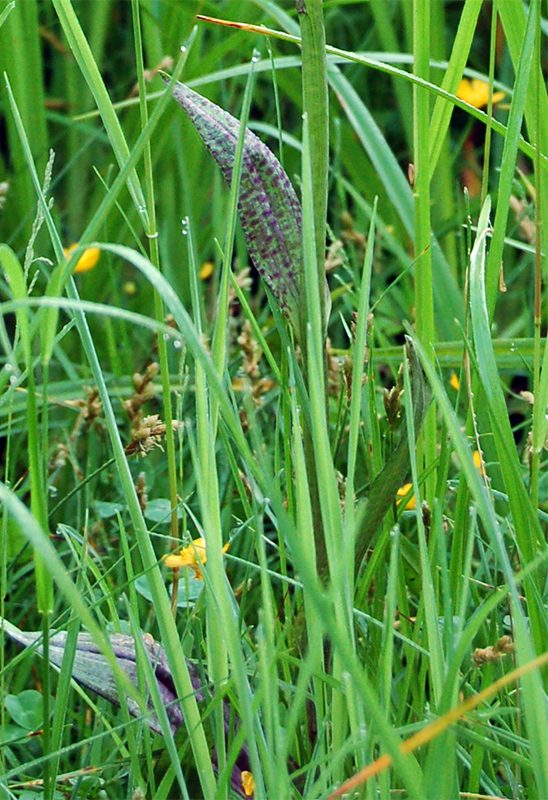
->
[328,651,548,799]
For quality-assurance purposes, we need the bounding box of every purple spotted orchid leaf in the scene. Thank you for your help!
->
[3,621,198,735]
[4,620,253,798]
[164,77,311,341]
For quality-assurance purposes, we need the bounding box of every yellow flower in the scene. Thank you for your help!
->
[64,243,101,274]
[457,78,505,109]
[241,771,255,797]
[396,483,416,511]
[164,537,229,580]
[473,449,485,476]
[199,261,214,280]
[450,373,460,391]
[123,281,137,296]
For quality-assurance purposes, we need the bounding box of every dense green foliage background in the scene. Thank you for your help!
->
[1,1,548,799]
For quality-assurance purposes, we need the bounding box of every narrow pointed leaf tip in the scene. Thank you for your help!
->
[164,76,307,339]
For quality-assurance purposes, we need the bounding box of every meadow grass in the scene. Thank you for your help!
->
[1,1,548,798]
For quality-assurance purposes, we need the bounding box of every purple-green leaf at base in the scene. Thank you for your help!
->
[4,619,253,797]
[165,77,306,340]
[3,621,201,734]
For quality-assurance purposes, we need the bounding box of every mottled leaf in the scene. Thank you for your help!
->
[3,621,202,734]
[4,619,253,797]
[166,77,306,339]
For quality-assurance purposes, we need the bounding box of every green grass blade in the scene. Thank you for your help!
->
[469,199,546,572]
[484,0,541,315]
[51,0,148,228]
[408,323,548,797]
[428,0,483,178]
[298,0,329,335]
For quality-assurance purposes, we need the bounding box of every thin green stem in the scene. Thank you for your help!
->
[480,0,498,207]
[530,0,542,512]
[6,65,218,799]
[131,0,179,544]
[296,0,330,587]
[413,0,436,498]
[297,0,329,337]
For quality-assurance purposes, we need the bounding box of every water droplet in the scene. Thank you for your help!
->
[252,49,261,63]
[49,484,58,497]
[162,333,169,341]
[5,363,12,372]
[510,343,515,352]
[146,231,159,240]
[180,45,187,54]
[138,204,147,215]
[9,375,17,385]
[174,339,183,350]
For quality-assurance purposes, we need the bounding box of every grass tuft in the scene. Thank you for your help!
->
[1,2,547,798]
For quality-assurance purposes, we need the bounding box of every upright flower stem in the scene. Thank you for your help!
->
[297,0,331,584]
[132,0,179,545]
[412,0,436,499]
[297,0,329,338]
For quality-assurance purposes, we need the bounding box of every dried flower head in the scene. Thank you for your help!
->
[384,384,403,430]
[237,320,262,379]
[126,414,179,457]
[472,636,515,667]
[124,363,160,420]
[229,266,253,310]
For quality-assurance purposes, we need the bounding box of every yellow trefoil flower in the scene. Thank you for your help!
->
[164,537,229,580]
[199,261,214,280]
[241,771,255,798]
[457,78,505,109]
[396,483,416,511]
[473,449,485,476]
[64,243,101,274]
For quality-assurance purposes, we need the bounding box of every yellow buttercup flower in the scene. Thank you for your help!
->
[457,78,505,109]
[164,536,229,580]
[473,449,485,476]
[64,243,101,274]
[199,261,214,280]
[450,373,460,391]
[241,771,255,797]
[396,483,416,511]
